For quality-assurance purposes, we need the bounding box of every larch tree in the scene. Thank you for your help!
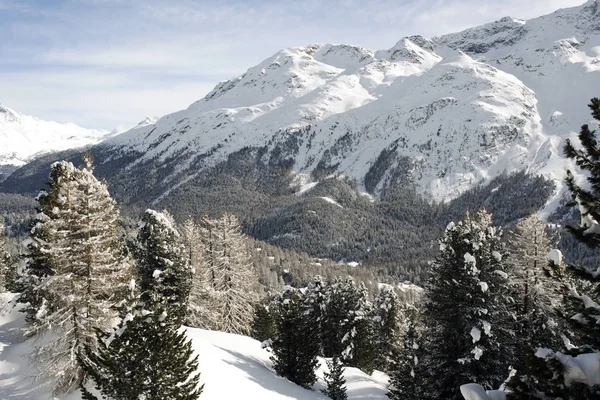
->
[136,209,192,326]
[506,98,600,399]
[20,156,132,394]
[201,213,259,335]
[182,217,218,329]
[387,304,423,400]
[507,215,565,360]
[421,209,514,400]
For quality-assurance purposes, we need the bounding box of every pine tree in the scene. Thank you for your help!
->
[322,278,348,357]
[80,306,203,400]
[340,279,376,374]
[373,284,399,372]
[200,213,259,335]
[251,294,276,342]
[271,287,320,389]
[323,355,347,400]
[421,209,515,400]
[388,304,422,400]
[20,157,132,394]
[304,276,327,354]
[0,222,13,292]
[136,209,192,326]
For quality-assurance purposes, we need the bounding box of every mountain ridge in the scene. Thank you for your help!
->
[87,0,598,206]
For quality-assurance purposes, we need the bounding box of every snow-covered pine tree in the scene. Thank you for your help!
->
[341,280,376,374]
[387,304,422,400]
[323,355,347,400]
[0,222,12,292]
[304,276,327,354]
[21,157,132,393]
[182,217,218,329]
[322,278,347,357]
[271,287,320,389]
[136,209,192,326]
[200,213,259,335]
[421,209,514,400]
[80,306,203,400]
[373,284,399,372]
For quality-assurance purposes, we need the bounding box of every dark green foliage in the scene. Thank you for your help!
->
[321,278,352,358]
[563,98,600,247]
[373,285,399,372]
[80,308,203,400]
[271,288,320,389]
[323,356,347,400]
[421,210,515,400]
[251,299,276,342]
[135,210,192,325]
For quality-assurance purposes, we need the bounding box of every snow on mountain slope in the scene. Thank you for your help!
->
[0,104,109,168]
[0,293,388,399]
[99,1,600,203]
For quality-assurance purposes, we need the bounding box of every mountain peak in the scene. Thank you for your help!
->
[0,104,109,168]
[0,103,21,122]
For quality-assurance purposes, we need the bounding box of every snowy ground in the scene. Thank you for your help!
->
[0,293,389,399]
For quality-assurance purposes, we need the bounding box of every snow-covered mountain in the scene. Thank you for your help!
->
[0,104,109,172]
[96,0,600,203]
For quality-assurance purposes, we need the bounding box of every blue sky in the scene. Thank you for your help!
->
[0,0,586,130]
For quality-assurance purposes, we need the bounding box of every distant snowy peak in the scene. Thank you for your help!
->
[104,0,600,205]
[0,104,110,167]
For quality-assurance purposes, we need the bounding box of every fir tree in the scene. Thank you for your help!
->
[20,157,132,394]
[80,306,203,400]
[271,287,319,389]
[323,355,347,400]
[421,209,515,400]
[136,209,192,325]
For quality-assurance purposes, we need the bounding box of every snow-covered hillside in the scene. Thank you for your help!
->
[0,293,388,399]
[102,0,600,202]
[0,104,109,169]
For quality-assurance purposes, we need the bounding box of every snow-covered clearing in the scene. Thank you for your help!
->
[0,293,389,399]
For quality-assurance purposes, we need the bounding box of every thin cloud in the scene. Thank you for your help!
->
[0,0,588,129]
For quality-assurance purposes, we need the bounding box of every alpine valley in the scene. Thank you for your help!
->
[2,1,600,278]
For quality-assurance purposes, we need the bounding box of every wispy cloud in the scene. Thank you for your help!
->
[0,0,586,129]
